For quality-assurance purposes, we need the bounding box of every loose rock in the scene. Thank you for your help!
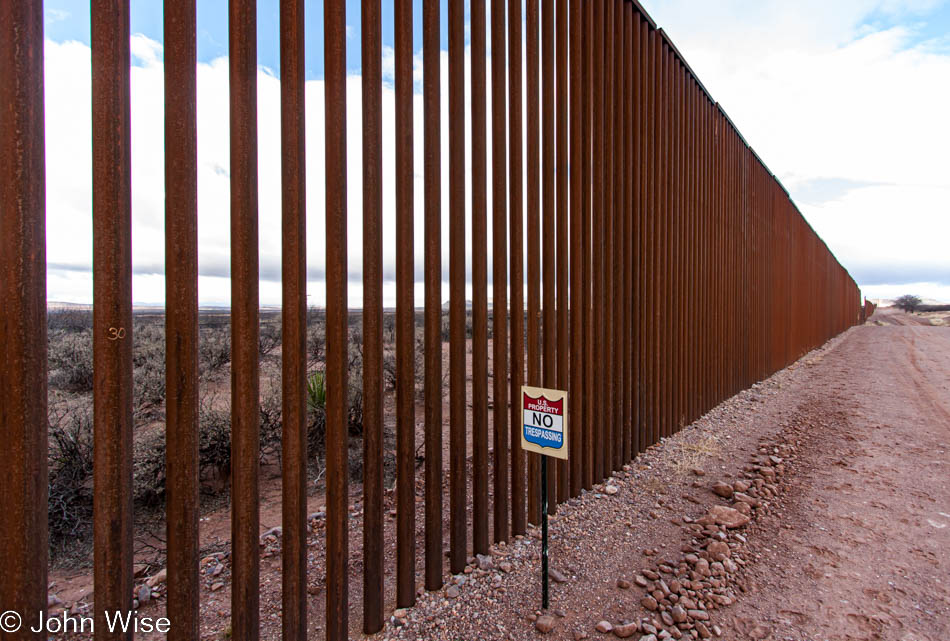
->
[670,605,687,623]
[710,482,733,498]
[535,615,556,634]
[705,505,751,529]
[612,622,639,638]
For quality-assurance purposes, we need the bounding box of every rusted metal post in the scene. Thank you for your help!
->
[361,0,384,629]
[423,0,444,592]
[509,0,527,535]
[471,0,490,553]
[623,3,634,464]
[568,0,583,498]
[0,2,48,638]
[542,0,558,512]
[448,0,468,576]
[641,25,651,450]
[526,0,542,525]
[581,0,594,491]
[395,0,416,607]
[650,29,660,446]
[556,0,570,505]
[279,1,307,638]
[654,38,670,441]
[634,16,646,457]
[591,0,605,483]
[491,0,510,544]
[612,0,625,470]
[324,0,349,635]
[164,1,200,639]
[603,0,615,478]
[228,2,261,638]
[91,1,135,638]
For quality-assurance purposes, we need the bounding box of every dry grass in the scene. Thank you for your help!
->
[669,431,723,478]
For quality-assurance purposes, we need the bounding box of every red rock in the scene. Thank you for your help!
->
[535,615,556,633]
[595,620,613,633]
[612,622,639,638]
[706,505,751,529]
[710,481,734,498]
[733,500,752,515]
[641,595,659,611]
[706,541,730,560]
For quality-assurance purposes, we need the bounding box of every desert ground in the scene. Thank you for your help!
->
[44,306,949,640]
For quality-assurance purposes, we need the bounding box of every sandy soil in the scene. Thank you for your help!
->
[46,310,950,640]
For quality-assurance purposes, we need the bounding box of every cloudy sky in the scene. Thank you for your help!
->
[42,0,950,306]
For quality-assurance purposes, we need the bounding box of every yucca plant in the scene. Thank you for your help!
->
[307,370,326,412]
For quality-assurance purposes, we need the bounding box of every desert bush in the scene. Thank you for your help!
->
[346,337,364,435]
[259,321,281,357]
[48,308,93,332]
[199,327,231,375]
[48,403,94,547]
[133,429,166,506]
[48,329,94,392]
[382,351,397,390]
[133,321,166,412]
[197,396,232,476]
[307,323,325,366]
[380,335,426,396]
[259,384,284,460]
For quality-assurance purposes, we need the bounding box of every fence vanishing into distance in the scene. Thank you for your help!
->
[0,0,863,640]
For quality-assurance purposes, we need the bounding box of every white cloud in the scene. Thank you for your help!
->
[641,0,950,301]
[46,8,70,24]
[44,35,514,307]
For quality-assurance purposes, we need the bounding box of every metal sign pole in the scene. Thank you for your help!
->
[541,453,549,609]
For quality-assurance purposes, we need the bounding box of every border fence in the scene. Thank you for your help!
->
[0,1,862,639]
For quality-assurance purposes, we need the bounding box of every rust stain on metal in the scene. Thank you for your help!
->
[164,2,200,639]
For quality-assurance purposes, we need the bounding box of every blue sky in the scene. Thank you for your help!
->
[44,1,456,79]
[40,1,950,305]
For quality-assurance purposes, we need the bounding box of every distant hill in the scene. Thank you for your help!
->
[442,300,474,311]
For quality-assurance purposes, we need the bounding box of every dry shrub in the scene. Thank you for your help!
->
[48,308,93,332]
[259,320,281,357]
[199,327,231,375]
[48,329,94,393]
[48,403,94,549]
[133,321,166,413]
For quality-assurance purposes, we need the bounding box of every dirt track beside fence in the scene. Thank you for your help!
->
[374,313,950,641]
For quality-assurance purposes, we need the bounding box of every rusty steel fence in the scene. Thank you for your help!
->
[0,1,863,640]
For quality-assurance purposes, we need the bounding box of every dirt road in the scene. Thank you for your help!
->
[384,312,949,641]
[720,316,950,640]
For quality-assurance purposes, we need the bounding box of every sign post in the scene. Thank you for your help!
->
[521,386,568,610]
